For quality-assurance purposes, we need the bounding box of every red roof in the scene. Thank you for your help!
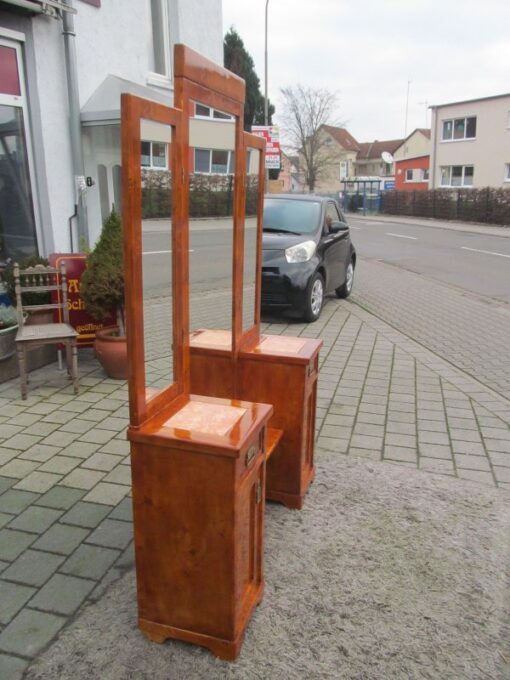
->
[322,125,360,151]
[357,138,404,160]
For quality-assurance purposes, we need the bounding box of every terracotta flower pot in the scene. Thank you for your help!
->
[94,326,128,379]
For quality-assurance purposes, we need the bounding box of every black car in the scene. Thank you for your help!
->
[261,194,356,322]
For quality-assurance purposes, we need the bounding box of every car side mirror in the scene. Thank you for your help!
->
[330,221,349,233]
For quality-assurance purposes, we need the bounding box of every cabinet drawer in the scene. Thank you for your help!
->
[241,427,265,473]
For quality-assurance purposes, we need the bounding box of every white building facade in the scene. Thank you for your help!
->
[429,93,510,190]
[0,0,223,261]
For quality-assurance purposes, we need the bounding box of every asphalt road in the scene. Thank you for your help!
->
[348,215,510,302]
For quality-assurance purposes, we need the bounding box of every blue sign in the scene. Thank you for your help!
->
[383,180,395,191]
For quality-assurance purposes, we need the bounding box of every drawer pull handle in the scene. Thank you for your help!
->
[246,445,257,467]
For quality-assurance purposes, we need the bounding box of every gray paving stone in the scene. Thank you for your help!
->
[62,441,101,459]
[18,443,62,463]
[418,431,450,446]
[0,449,19,466]
[60,543,120,580]
[383,446,418,463]
[488,451,510,467]
[0,653,29,680]
[0,459,39,479]
[86,518,133,550]
[38,455,81,475]
[7,506,62,534]
[0,580,36,625]
[457,469,495,485]
[28,573,96,616]
[0,512,14,529]
[1,434,42,451]
[103,464,132,486]
[60,501,111,528]
[419,457,455,475]
[0,424,24,439]
[0,489,38,514]
[108,497,133,523]
[0,608,65,657]
[0,529,35,561]
[34,486,85,510]
[79,429,115,445]
[81,452,121,472]
[418,444,453,460]
[24,422,62,437]
[484,438,510,453]
[385,421,416,435]
[347,447,381,461]
[1,549,65,586]
[13,471,62,494]
[60,468,105,490]
[42,431,80,448]
[33,523,89,555]
[493,466,510,484]
[454,455,492,471]
[385,433,417,448]
[58,419,95,434]
[82,482,129,506]
[99,439,130,456]
[451,441,486,456]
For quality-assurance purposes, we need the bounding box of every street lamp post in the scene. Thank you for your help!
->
[264,0,270,126]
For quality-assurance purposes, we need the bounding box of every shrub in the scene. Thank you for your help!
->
[1,256,51,307]
[80,210,125,334]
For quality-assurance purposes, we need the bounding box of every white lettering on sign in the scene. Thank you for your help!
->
[251,125,281,170]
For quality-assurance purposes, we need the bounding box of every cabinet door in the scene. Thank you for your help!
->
[235,459,265,625]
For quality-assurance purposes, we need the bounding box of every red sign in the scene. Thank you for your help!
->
[49,254,116,347]
[251,125,281,169]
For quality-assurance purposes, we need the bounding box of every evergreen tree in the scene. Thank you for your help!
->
[224,27,274,131]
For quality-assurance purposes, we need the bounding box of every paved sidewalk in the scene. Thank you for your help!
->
[351,258,510,401]
[0,283,508,677]
[351,212,510,237]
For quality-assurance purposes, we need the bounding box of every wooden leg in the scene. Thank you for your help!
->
[65,342,72,377]
[71,341,79,394]
[16,343,28,400]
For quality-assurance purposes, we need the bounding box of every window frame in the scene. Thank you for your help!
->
[504,163,510,183]
[439,165,474,187]
[193,102,234,122]
[441,116,477,142]
[141,140,168,171]
[193,148,235,175]
[147,0,171,89]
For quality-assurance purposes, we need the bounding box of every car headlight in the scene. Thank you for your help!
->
[284,240,316,263]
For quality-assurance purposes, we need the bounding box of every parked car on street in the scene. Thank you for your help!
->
[261,194,356,322]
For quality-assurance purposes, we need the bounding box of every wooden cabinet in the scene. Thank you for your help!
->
[190,334,322,509]
[128,396,271,660]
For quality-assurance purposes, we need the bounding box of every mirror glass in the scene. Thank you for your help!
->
[140,119,174,401]
[188,101,235,345]
[242,148,261,332]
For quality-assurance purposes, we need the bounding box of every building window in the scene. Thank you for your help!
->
[194,148,235,174]
[193,103,234,121]
[141,141,168,170]
[507,111,510,129]
[441,116,476,141]
[505,164,510,182]
[423,168,429,181]
[440,165,474,187]
[149,0,170,84]
[339,161,348,180]
[405,169,414,182]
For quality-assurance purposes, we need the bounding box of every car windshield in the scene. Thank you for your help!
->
[263,199,321,235]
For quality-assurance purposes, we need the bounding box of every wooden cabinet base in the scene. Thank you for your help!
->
[266,467,315,510]
[138,583,263,660]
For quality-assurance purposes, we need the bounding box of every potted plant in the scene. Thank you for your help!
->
[0,304,19,361]
[81,209,127,379]
[2,256,53,325]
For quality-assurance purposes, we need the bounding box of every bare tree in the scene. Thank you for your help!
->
[280,85,340,192]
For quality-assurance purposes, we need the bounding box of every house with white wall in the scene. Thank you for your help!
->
[429,93,510,189]
[0,0,223,262]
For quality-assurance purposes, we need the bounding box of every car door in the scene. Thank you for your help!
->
[321,202,349,292]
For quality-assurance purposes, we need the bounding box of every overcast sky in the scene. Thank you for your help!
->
[221,0,510,144]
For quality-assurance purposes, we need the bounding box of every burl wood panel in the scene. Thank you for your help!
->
[128,395,272,660]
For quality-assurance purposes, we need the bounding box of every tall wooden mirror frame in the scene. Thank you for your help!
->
[238,132,265,352]
[121,94,185,428]
[174,45,251,361]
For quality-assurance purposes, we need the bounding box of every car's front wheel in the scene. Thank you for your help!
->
[303,272,324,322]
[336,259,354,299]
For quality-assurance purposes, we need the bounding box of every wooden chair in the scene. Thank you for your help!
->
[14,262,79,400]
